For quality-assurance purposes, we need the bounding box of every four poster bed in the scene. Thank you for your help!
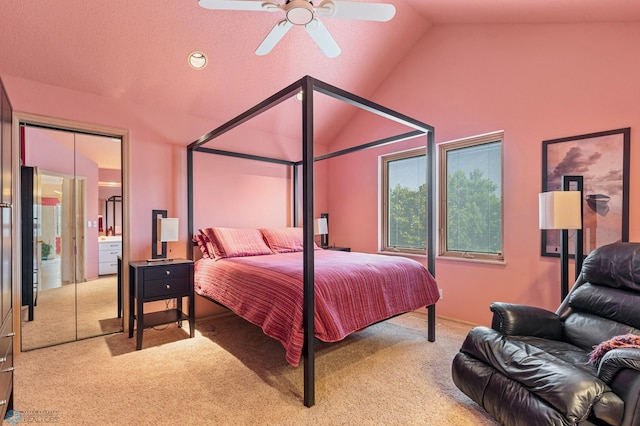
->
[187,76,438,407]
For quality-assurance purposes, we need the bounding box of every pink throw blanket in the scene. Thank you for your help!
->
[589,333,640,364]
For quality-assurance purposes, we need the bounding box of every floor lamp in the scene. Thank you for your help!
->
[539,175,584,301]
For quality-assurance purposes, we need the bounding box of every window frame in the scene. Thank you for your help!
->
[380,146,427,256]
[438,131,504,262]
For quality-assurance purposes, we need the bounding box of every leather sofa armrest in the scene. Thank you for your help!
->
[490,302,563,339]
[598,348,640,384]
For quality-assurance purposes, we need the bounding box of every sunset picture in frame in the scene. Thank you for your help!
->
[541,127,630,258]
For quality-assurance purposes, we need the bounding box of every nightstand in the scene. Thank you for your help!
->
[128,259,194,350]
[325,246,351,252]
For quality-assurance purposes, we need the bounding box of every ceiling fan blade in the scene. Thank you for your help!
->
[198,0,278,12]
[256,20,293,55]
[305,19,341,58]
[316,1,396,22]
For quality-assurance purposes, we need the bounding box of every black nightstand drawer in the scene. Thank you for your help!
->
[144,264,190,281]
[143,278,189,299]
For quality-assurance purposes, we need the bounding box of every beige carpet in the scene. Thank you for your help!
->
[21,276,123,350]
[10,312,498,425]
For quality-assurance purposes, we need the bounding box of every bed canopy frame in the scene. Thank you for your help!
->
[187,75,436,407]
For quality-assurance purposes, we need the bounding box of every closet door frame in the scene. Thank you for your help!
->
[12,111,129,355]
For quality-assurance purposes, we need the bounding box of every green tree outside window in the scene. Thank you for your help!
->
[388,183,426,250]
[447,169,501,254]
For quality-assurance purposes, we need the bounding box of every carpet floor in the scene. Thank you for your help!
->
[9,311,498,425]
[21,275,122,350]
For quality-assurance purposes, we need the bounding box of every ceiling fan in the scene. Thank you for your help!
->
[198,0,396,58]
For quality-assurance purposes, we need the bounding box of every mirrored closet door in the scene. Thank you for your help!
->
[20,124,123,350]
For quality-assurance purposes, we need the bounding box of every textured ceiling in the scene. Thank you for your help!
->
[406,0,640,24]
[1,0,640,145]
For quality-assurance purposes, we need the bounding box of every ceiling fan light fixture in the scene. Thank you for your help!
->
[285,0,314,25]
[199,0,396,58]
[188,51,207,69]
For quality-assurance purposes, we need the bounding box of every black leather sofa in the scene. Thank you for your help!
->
[452,242,640,425]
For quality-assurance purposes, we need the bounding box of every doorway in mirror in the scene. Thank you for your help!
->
[20,124,124,350]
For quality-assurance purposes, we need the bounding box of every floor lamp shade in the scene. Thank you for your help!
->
[538,191,582,230]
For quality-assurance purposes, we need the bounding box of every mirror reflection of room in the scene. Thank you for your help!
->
[20,125,123,350]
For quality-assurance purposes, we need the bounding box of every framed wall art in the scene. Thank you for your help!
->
[541,127,630,257]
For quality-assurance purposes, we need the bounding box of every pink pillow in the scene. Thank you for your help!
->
[199,227,273,260]
[260,227,319,253]
[193,233,210,259]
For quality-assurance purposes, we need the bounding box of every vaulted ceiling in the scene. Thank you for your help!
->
[2,0,640,145]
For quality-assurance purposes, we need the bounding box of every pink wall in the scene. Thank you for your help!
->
[24,127,100,279]
[192,153,291,230]
[328,23,640,325]
[191,140,331,233]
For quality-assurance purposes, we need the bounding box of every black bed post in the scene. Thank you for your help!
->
[187,147,194,259]
[293,164,299,227]
[426,131,435,277]
[426,130,436,342]
[301,76,316,408]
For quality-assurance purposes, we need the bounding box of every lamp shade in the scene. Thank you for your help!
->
[539,191,582,230]
[158,217,179,242]
[314,218,328,235]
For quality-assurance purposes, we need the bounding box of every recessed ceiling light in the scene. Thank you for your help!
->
[188,51,207,69]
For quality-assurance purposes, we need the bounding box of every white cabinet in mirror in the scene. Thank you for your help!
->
[98,236,122,275]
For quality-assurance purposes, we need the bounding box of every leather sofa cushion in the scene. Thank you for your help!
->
[562,283,640,350]
[582,242,640,292]
[570,283,640,330]
[563,312,640,352]
[460,326,623,423]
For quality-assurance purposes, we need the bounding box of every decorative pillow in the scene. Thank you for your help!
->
[199,227,273,260]
[589,334,640,365]
[193,233,210,259]
[259,227,320,253]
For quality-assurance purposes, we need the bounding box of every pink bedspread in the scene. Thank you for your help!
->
[195,250,439,366]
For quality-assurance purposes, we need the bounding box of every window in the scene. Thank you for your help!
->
[381,147,427,255]
[439,132,503,261]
